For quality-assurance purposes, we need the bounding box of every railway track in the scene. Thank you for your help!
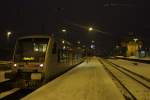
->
[99,58,150,100]
[0,88,20,99]
[0,88,34,100]
[0,80,34,99]
[0,80,13,93]
[115,57,150,64]
[107,61,150,88]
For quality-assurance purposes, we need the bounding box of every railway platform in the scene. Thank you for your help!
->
[22,57,124,100]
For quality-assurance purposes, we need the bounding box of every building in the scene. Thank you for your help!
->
[114,32,143,57]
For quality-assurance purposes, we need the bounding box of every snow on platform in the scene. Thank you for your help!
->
[22,57,124,100]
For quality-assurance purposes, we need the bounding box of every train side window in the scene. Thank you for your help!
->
[57,49,62,63]
[52,42,57,54]
[57,49,60,62]
[57,49,65,63]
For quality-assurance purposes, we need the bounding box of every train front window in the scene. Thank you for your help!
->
[14,38,49,62]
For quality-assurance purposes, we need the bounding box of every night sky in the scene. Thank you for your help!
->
[0,0,150,56]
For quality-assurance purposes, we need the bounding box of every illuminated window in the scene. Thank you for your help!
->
[34,44,47,52]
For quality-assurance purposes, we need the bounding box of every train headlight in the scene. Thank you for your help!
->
[13,63,17,67]
[39,64,44,67]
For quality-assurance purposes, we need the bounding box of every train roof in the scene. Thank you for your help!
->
[17,35,74,46]
[18,35,51,40]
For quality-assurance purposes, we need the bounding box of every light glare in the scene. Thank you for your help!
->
[62,40,65,44]
[7,31,12,38]
[62,29,66,32]
[133,38,138,42]
[89,27,93,31]
[63,46,66,49]
[13,64,17,67]
[40,64,44,67]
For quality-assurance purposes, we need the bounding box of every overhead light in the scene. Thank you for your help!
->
[13,63,17,67]
[63,46,66,49]
[62,29,66,32]
[35,48,39,51]
[92,40,95,43]
[39,64,44,67]
[88,27,93,31]
[133,38,138,42]
[62,40,65,44]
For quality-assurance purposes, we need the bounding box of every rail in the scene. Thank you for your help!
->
[115,57,150,64]
[99,58,150,99]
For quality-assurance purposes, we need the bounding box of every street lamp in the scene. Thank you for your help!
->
[88,27,93,32]
[77,41,81,44]
[62,40,65,44]
[92,40,95,43]
[62,29,67,33]
[61,29,68,40]
[133,38,138,42]
[7,31,12,39]
[6,31,12,60]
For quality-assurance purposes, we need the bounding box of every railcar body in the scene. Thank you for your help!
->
[5,35,83,88]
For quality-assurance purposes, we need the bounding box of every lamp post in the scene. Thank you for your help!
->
[6,31,12,60]
[88,27,95,56]
[61,29,68,40]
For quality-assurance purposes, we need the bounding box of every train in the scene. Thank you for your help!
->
[5,35,84,88]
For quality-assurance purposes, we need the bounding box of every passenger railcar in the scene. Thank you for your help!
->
[5,35,83,88]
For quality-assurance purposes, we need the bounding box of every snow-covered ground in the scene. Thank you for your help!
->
[116,56,150,60]
[108,59,150,79]
[137,57,150,60]
[127,56,150,61]
[101,58,150,99]
[22,57,124,100]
